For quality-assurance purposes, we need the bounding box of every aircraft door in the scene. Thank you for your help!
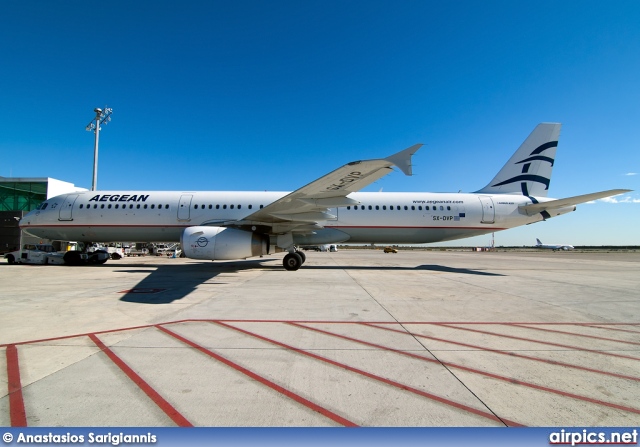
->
[479,196,495,224]
[178,194,193,221]
[58,195,78,221]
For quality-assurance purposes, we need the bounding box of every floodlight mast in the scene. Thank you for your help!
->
[85,107,113,191]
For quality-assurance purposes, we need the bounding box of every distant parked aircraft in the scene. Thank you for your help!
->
[535,238,574,251]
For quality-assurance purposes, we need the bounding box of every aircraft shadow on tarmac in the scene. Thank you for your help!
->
[116,260,504,304]
[300,264,505,276]
[116,259,269,304]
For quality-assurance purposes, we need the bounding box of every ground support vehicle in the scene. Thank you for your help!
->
[4,244,109,265]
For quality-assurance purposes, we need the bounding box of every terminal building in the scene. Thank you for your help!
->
[0,177,86,253]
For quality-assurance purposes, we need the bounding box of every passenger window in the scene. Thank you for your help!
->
[260,205,264,209]
[137,204,141,209]
[209,205,212,209]
[101,204,105,209]
[248,205,253,209]
[230,205,234,209]
[418,206,422,210]
[223,205,227,209]
[238,204,242,209]
[447,206,451,211]
[440,206,444,211]
[368,205,372,210]
[151,204,155,209]
[216,205,220,209]
[144,204,148,209]
[79,204,84,209]
[108,204,112,209]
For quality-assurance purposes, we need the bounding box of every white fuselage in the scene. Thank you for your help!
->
[20,190,547,245]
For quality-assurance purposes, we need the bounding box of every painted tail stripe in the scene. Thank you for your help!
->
[6,345,27,427]
[213,321,521,426]
[88,334,193,427]
[156,325,357,427]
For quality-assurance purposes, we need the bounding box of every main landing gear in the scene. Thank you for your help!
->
[283,250,306,271]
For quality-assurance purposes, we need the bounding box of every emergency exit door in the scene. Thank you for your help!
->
[479,196,495,224]
[58,195,78,221]
[178,194,193,221]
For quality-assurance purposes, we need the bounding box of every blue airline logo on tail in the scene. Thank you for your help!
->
[490,141,558,196]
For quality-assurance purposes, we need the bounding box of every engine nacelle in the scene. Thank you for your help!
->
[181,226,268,260]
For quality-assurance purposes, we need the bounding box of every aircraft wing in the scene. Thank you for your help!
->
[222,144,422,232]
[520,189,631,215]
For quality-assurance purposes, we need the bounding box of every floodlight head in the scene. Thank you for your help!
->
[94,107,102,114]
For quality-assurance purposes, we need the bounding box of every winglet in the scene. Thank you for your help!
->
[385,144,422,176]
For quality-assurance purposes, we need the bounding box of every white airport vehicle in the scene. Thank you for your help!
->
[4,243,111,265]
[535,238,575,251]
[4,244,65,265]
[124,246,149,257]
[19,123,630,270]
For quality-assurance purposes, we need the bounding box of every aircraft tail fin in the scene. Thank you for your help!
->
[476,123,561,197]
[536,238,542,245]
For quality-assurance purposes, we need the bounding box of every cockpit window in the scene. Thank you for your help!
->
[36,202,49,210]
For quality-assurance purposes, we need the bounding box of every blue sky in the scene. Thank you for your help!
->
[1,0,638,246]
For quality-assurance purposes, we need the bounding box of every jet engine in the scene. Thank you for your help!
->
[181,226,268,260]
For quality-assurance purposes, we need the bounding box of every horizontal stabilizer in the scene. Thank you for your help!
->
[520,189,631,215]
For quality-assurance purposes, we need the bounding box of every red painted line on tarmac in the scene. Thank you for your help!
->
[586,325,640,335]
[361,323,640,382]
[88,334,193,427]
[213,321,522,427]
[294,323,640,416]
[370,322,640,326]
[155,325,358,427]
[3,320,639,348]
[510,324,640,346]
[6,345,27,427]
[435,324,640,362]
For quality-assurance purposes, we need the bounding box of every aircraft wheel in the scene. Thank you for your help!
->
[283,252,303,271]
[295,250,306,264]
[88,250,109,265]
[6,254,15,265]
[110,252,122,260]
[63,250,85,266]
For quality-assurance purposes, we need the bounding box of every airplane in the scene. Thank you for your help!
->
[535,238,575,251]
[19,123,630,271]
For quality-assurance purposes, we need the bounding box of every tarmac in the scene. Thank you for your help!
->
[1,249,639,427]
